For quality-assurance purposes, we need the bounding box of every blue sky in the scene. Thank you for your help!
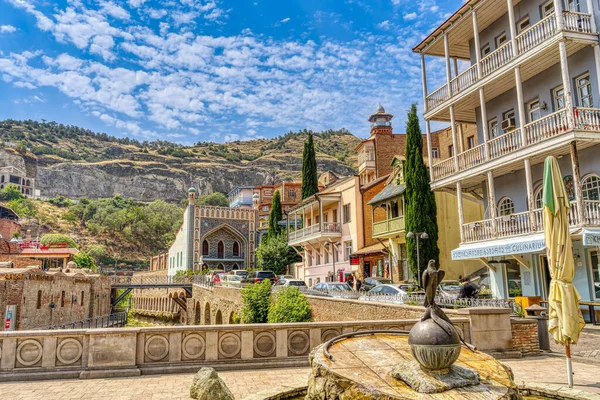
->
[0,0,461,144]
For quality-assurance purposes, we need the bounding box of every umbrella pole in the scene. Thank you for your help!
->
[566,343,573,388]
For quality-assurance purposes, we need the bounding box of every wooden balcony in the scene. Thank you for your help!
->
[431,107,600,185]
[372,216,405,239]
[287,222,341,246]
[460,201,600,243]
[425,12,595,114]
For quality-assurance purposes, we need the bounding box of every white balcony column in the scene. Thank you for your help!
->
[506,0,518,57]
[457,181,465,242]
[479,88,490,158]
[472,8,482,78]
[444,33,452,94]
[487,171,498,233]
[593,46,600,99]
[310,202,314,232]
[514,66,527,145]
[421,53,429,113]
[319,198,323,232]
[585,0,597,30]
[524,158,535,231]
[425,120,434,182]
[449,105,459,170]
[554,0,565,30]
[457,123,464,153]
[570,142,586,225]
[558,40,574,127]
[453,58,459,79]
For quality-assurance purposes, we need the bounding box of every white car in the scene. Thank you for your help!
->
[360,284,423,303]
[274,279,308,288]
[222,274,244,288]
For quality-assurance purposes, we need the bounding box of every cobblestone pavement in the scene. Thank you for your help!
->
[549,329,600,361]
[0,356,598,399]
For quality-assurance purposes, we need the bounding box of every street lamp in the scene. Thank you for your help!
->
[328,241,339,282]
[407,231,428,287]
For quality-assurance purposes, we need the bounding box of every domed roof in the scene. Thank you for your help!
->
[252,193,260,199]
[188,187,197,193]
[376,104,385,114]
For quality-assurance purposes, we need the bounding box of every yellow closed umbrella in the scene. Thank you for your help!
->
[542,156,585,388]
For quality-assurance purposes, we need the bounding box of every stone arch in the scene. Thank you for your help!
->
[204,303,211,325]
[215,310,223,325]
[228,311,235,324]
[232,263,239,270]
[232,241,240,257]
[217,241,224,258]
[200,224,249,255]
[194,301,201,324]
[202,240,209,256]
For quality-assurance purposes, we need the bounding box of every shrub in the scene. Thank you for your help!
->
[268,286,312,323]
[241,279,271,324]
[0,184,24,201]
[72,251,96,270]
[7,198,37,218]
[47,195,73,208]
[40,233,77,248]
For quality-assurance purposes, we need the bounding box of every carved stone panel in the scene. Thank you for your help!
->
[253,331,276,358]
[16,339,43,367]
[287,330,310,356]
[144,335,169,362]
[218,332,241,359]
[182,333,205,361]
[56,338,83,366]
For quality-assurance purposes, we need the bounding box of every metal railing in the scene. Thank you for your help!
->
[34,311,128,330]
[109,275,195,286]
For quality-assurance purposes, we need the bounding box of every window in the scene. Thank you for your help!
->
[566,0,579,12]
[553,86,565,110]
[495,32,507,48]
[527,99,542,122]
[582,174,600,200]
[502,109,515,132]
[217,241,224,259]
[324,249,330,264]
[432,147,439,158]
[262,205,269,212]
[61,291,65,307]
[36,290,42,309]
[81,291,84,306]
[517,16,530,33]
[343,204,351,223]
[481,43,491,57]
[577,73,593,107]
[344,241,353,261]
[448,144,454,157]
[307,250,312,266]
[316,250,321,265]
[541,0,554,17]
[332,209,338,223]
[202,240,209,256]
[288,189,295,198]
[390,200,400,218]
[591,250,600,299]
[506,259,523,298]
[489,118,499,138]
[498,197,515,216]
[232,241,239,257]
[534,186,544,209]
[467,136,475,149]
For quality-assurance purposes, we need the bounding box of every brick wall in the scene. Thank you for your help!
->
[431,123,478,160]
[510,319,540,356]
[149,253,168,271]
[0,218,21,240]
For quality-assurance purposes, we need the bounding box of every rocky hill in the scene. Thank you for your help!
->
[0,120,361,202]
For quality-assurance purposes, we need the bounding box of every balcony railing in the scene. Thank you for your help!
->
[288,222,341,242]
[425,12,593,112]
[430,107,600,183]
[373,216,405,237]
[461,201,593,243]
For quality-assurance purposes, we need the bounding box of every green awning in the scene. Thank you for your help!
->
[368,181,405,205]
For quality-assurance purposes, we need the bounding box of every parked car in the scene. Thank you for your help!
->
[274,279,307,288]
[437,280,462,300]
[242,270,278,285]
[208,270,225,283]
[361,284,424,301]
[278,275,294,281]
[361,277,394,291]
[213,272,228,286]
[222,274,244,288]
[310,282,353,297]
[229,270,248,277]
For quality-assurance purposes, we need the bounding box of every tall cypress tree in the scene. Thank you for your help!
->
[267,190,283,239]
[404,104,440,281]
[301,133,319,199]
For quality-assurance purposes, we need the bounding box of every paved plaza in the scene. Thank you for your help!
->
[0,355,598,399]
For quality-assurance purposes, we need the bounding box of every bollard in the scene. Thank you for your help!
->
[525,304,550,351]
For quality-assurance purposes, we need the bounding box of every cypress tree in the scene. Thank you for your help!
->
[404,104,440,281]
[301,133,319,199]
[267,190,283,239]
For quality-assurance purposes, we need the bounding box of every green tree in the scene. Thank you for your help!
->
[40,233,77,248]
[404,104,439,280]
[267,190,283,239]
[256,234,298,275]
[301,133,319,199]
[16,139,27,154]
[87,244,113,266]
[268,286,312,323]
[241,279,272,323]
[195,192,229,207]
[7,198,37,218]
[0,184,25,201]
[72,251,96,270]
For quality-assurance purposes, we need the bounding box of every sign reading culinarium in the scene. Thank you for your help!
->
[451,238,546,260]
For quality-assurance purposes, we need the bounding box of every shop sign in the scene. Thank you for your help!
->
[583,231,600,246]
[452,239,546,260]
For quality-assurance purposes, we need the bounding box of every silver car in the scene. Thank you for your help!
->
[222,274,244,288]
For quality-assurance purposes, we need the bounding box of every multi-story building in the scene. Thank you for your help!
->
[227,186,254,209]
[0,166,35,197]
[414,0,600,305]
[286,176,364,285]
[168,188,257,275]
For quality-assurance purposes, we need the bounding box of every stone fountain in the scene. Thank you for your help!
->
[305,260,518,399]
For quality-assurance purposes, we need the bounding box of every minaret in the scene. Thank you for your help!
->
[368,104,394,136]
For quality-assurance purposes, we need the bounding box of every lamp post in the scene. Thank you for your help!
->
[328,241,339,282]
[407,231,428,287]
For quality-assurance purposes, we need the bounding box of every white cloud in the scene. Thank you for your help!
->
[0,25,17,34]
[377,20,390,30]
[128,0,146,7]
[403,12,417,21]
[281,17,290,23]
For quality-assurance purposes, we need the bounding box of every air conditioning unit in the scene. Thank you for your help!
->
[501,117,516,132]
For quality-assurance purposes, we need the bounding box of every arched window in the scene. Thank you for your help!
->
[497,197,515,216]
[582,174,600,201]
[202,240,209,256]
[232,263,239,270]
[25,179,30,186]
[232,241,239,257]
[217,241,224,258]
[1,176,4,183]
[534,186,543,210]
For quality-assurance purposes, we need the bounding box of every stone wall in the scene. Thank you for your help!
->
[510,319,540,356]
[0,255,42,269]
[149,254,167,271]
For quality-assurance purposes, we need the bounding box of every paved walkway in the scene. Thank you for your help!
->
[0,356,598,399]
[550,328,600,362]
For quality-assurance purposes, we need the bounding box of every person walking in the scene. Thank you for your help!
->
[458,278,479,299]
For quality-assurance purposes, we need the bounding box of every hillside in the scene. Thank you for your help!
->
[0,120,362,202]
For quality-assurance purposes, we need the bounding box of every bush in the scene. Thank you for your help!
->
[241,279,271,324]
[87,244,113,266]
[72,251,96,270]
[40,233,77,248]
[47,195,73,208]
[268,287,312,323]
[0,184,24,201]
[7,198,37,218]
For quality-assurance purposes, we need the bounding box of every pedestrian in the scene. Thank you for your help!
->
[458,278,479,299]
[347,274,355,290]
[355,275,362,292]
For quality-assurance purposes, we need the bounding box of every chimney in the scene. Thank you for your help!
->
[26,230,31,242]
